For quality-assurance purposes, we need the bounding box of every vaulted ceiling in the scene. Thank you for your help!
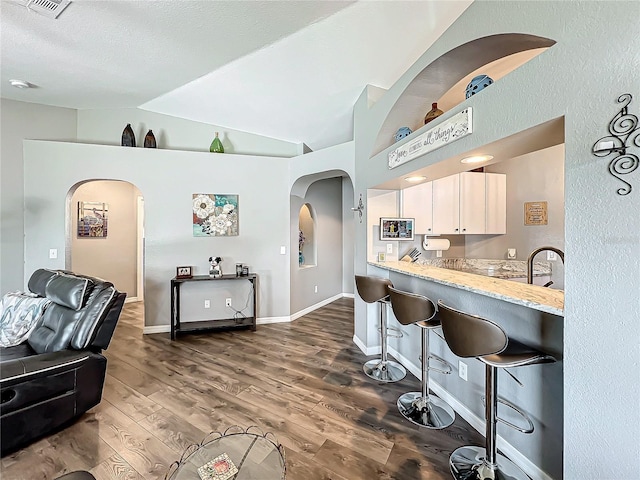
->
[1,0,472,150]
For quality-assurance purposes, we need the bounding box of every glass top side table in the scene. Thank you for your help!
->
[165,426,286,480]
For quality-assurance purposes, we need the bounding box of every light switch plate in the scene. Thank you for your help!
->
[280,246,286,255]
[49,248,58,259]
[386,243,393,254]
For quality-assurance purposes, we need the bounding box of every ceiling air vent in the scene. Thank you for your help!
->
[26,0,71,19]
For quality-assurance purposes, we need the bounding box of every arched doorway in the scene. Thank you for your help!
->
[67,179,145,324]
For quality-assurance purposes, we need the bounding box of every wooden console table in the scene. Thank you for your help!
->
[170,274,257,340]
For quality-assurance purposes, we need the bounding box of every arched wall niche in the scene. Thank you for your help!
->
[371,33,556,157]
[298,203,316,267]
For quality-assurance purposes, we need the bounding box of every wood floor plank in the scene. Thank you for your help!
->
[89,453,146,480]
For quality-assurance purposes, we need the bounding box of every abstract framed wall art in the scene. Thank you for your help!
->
[193,194,239,237]
[78,201,108,238]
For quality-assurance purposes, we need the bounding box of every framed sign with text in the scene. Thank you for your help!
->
[388,108,473,169]
[524,201,548,225]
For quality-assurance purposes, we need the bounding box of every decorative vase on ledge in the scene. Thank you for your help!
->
[424,102,444,124]
[121,124,136,147]
[144,130,156,148]
[210,132,224,153]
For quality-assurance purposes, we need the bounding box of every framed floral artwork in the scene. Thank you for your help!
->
[78,201,108,238]
[192,194,239,237]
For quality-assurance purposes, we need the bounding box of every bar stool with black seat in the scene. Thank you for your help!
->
[437,300,556,480]
[355,275,406,382]
[388,287,455,429]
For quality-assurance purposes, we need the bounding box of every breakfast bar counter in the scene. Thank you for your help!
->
[368,260,564,316]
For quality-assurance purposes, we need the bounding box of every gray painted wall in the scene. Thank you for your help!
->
[0,99,77,295]
[342,177,355,294]
[23,141,291,327]
[290,178,344,314]
[466,144,565,288]
[70,180,140,297]
[77,108,299,157]
[353,1,639,478]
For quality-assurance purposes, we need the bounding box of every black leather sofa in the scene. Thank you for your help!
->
[0,269,126,455]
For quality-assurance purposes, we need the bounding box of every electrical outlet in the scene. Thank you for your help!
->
[49,248,57,259]
[436,250,443,258]
[386,243,393,254]
[458,360,468,381]
[547,251,557,261]
[507,248,517,259]
[225,298,232,307]
[280,246,286,255]
[314,285,318,293]
[204,300,210,309]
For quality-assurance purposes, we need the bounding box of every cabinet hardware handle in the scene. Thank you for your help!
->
[455,228,459,231]
[462,228,466,232]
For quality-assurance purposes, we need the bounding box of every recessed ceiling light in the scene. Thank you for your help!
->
[405,175,427,183]
[461,154,493,164]
[9,79,31,89]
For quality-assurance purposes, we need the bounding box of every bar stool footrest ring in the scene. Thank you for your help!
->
[481,396,535,434]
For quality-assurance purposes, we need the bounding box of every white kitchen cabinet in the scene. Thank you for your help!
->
[485,173,507,234]
[432,174,460,234]
[402,181,433,234]
[433,172,486,234]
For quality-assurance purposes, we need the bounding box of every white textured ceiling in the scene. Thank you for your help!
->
[1,0,472,151]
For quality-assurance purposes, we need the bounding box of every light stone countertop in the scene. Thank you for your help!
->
[368,260,564,316]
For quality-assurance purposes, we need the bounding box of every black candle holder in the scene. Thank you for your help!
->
[592,93,639,195]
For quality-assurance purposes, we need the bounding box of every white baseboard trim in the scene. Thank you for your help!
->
[143,325,170,334]
[290,293,344,321]
[256,316,291,325]
[124,297,139,304]
[342,292,355,298]
[352,334,380,356]
[387,346,553,480]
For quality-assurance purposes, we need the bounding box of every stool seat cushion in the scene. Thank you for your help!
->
[355,275,393,303]
[480,338,556,368]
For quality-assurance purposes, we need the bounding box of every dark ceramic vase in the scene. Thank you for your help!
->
[144,130,157,148]
[121,124,136,147]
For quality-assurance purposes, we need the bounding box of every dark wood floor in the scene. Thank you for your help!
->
[1,298,482,480]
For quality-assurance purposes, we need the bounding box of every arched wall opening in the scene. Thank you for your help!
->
[298,203,316,267]
[66,179,144,307]
[371,33,556,157]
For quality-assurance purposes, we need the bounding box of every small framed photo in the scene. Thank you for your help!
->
[176,266,193,279]
[377,252,386,262]
[380,217,415,241]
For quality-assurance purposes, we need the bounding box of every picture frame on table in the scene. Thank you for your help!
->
[176,266,193,279]
[380,217,415,241]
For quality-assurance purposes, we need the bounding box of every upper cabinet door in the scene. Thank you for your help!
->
[485,173,507,234]
[432,174,460,234]
[459,172,486,234]
[402,182,433,234]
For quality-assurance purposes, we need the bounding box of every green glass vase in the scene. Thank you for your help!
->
[210,132,224,153]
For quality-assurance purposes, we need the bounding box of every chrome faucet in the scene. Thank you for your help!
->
[527,246,565,285]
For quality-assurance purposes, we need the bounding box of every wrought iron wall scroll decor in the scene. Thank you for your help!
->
[592,93,639,195]
[351,193,364,223]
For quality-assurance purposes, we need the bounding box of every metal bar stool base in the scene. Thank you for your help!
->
[363,359,406,383]
[397,392,455,429]
[450,445,529,480]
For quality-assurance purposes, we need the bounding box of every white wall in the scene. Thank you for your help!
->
[0,99,77,295]
[352,1,640,478]
[23,141,291,328]
[77,108,300,157]
[70,180,140,297]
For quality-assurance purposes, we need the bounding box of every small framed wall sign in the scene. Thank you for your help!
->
[380,217,415,241]
[377,252,386,262]
[176,266,193,279]
[524,201,548,225]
